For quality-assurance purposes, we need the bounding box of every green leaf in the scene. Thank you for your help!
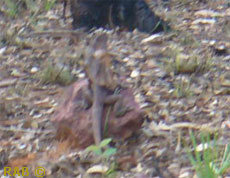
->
[102,148,117,158]
[45,0,56,11]
[222,144,230,163]
[99,138,112,147]
[217,144,230,175]
[86,145,97,151]
[94,149,102,155]
[4,0,17,17]
[86,145,102,155]
[106,162,117,176]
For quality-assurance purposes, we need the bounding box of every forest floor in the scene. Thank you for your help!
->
[1,0,230,177]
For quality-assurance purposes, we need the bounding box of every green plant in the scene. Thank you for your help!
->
[105,162,118,178]
[86,139,118,177]
[212,144,230,175]
[4,0,18,17]
[3,0,57,18]
[174,53,199,74]
[37,60,73,86]
[186,131,230,178]
[173,79,192,98]
[44,0,56,11]
[86,138,117,160]
[163,46,199,75]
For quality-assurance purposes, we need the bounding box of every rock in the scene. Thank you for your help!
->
[52,79,144,148]
[130,70,140,78]
[30,67,39,74]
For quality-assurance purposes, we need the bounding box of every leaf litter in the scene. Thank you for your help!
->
[1,0,230,177]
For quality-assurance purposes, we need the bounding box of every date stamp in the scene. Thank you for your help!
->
[4,167,45,177]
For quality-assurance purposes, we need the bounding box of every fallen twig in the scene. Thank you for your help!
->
[0,125,53,134]
[25,30,84,38]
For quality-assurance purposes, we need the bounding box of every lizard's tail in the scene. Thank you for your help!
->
[92,85,104,145]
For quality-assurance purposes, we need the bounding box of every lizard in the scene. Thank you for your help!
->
[84,34,131,145]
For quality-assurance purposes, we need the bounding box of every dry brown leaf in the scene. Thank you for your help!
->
[0,78,17,87]
[194,10,222,18]
[86,165,109,174]
[8,153,37,168]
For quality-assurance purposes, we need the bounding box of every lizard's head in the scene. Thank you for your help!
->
[85,33,112,67]
[84,33,117,90]
[92,33,108,51]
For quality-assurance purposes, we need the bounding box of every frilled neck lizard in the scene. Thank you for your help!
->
[84,34,130,145]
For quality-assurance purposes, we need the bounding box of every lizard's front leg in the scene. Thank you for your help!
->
[113,98,133,117]
[104,91,132,118]
[82,86,93,109]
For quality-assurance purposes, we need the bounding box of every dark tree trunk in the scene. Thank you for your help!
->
[70,0,169,34]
